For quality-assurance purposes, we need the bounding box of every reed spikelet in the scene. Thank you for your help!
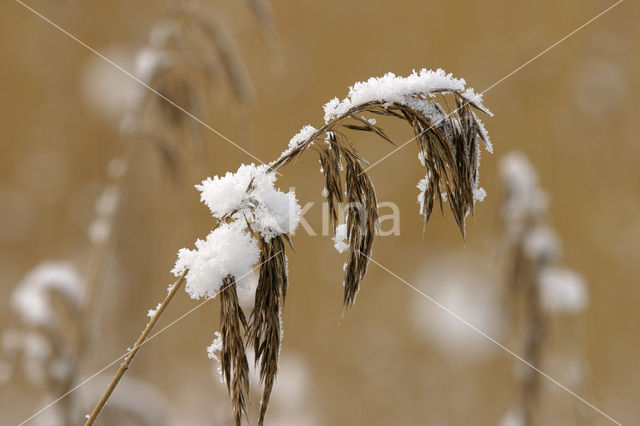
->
[249,234,289,425]
[219,277,250,426]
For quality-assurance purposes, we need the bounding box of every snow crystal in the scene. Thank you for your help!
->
[473,187,487,202]
[461,88,493,117]
[176,163,300,300]
[417,150,427,166]
[147,303,162,318]
[523,225,561,261]
[88,217,111,245]
[196,163,301,242]
[323,68,491,123]
[95,186,120,217]
[11,262,84,327]
[539,267,588,314]
[273,125,317,164]
[172,222,261,300]
[471,111,493,153]
[500,152,548,227]
[206,331,223,362]
[333,223,349,253]
[416,173,431,216]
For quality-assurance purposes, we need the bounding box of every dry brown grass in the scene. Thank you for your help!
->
[210,86,492,424]
[127,5,255,180]
[271,92,490,309]
[219,277,251,426]
[498,152,590,425]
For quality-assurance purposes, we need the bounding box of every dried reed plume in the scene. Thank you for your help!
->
[2,262,85,425]
[250,235,289,424]
[82,1,260,400]
[88,69,493,426]
[499,151,589,425]
[271,87,491,307]
[124,4,255,179]
[219,278,250,425]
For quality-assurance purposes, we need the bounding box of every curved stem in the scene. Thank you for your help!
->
[269,102,377,171]
[83,271,186,426]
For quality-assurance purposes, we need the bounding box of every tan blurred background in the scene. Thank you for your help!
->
[1,0,638,425]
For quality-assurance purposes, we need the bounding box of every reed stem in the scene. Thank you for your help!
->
[83,271,186,425]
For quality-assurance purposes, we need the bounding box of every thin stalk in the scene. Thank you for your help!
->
[81,139,141,345]
[83,271,186,426]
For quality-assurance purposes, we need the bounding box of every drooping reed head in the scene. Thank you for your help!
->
[174,68,493,425]
[272,68,493,308]
[498,152,589,426]
[123,4,255,179]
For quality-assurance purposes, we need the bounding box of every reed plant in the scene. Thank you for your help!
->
[86,68,494,425]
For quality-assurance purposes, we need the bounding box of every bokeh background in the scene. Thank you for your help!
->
[1,0,638,424]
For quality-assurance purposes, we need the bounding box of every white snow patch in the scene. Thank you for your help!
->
[206,331,223,363]
[523,225,561,261]
[473,187,487,202]
[273,125,317,164]
[134,47,167,84]
[333,223,349,253]
[11,262,84,327]
[196,164,301,242]
[416,172,431,215]
[172,222,261,300]
[323,69,472,122]
[500,152,548,232]
[147,303,162,318]
[539,267,588,314]
[410,254,503,365]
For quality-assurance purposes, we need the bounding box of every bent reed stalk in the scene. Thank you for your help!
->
[87,69,493,426]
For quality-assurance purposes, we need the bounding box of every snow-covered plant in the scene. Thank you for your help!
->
[499,152,589,426]
[2,262,85,425]
[83,0,273,332]
[274,68,492,307]
[122,4,255,178]
[88,68,493,426]
[11,262,85,328]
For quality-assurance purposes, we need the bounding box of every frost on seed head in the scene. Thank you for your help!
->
[539,267,588,314]
[173,164,301,301]
[172,222,260,300]
[196,163,301,242]
[500,152,548,234]
[172,68,495,426]
[332,223,348,253]
[322,68,492,122]
[207,331,223,363]
[11,262,84,328]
